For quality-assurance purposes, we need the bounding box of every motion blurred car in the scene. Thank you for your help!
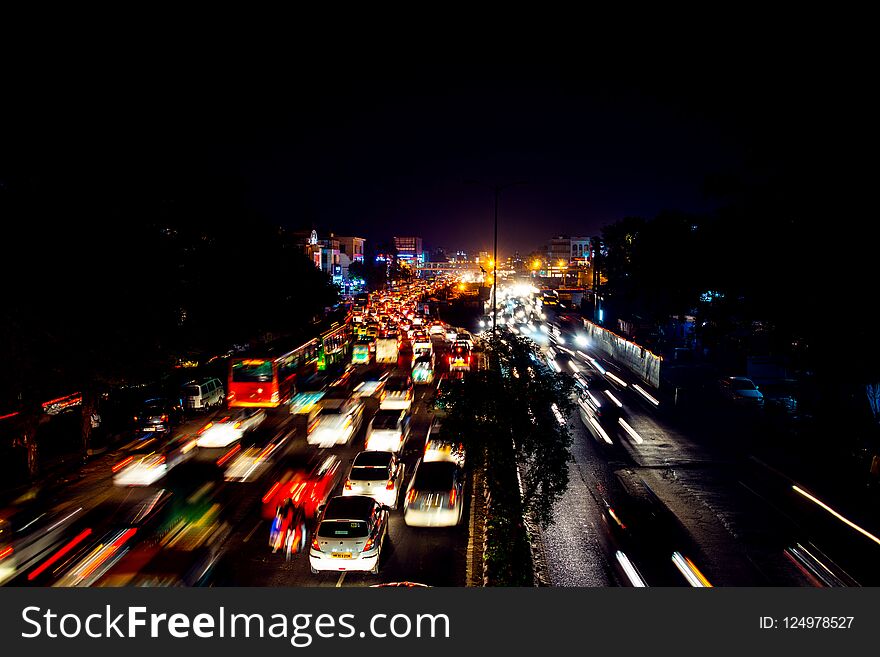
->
[196,408,267,448]
[112,433,197,486]
[448,342,471,372]
[0,504,84,585]
[28,490,173,587]
[379,374,414,411]
[262,454,342,520]
[428,321,446,336]
[423,420,465,467]
[134,397,184,433]
[309,496,390,574]
[577,388,621,429]
[411,329,432,355]
[365,408,411,453]
[412,354,435,384]
[445,327,458,342]
[343,451,405,509]
[307,397,365,447]
[403,459,464,527]
[719,377,765,406]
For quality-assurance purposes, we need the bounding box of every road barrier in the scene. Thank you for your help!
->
[581,319,662,389]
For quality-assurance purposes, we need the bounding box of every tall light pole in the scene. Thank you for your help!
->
[465,180,526,337]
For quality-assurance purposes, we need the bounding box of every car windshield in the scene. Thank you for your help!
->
[317,520,369,539]
[372,412,401,430]
[413,462,457,490]
[231,360,273,383]
[349,466,389,481]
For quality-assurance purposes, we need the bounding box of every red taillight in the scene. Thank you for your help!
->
[311,537,321,552]
[344,479,352,490]
[449,488,457,506]
[216,444,241,466]
[262,482,281,504]
[363,536,376,551]
[161,414,168,422]
[0,546,13,560]
[112,456,134,473]
[407,489,417,503]
[386,479,395,490]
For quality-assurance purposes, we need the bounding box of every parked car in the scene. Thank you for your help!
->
[343,451,405,509]
[182,377,225,411]
[403,459,464,528]
[135,397,184,434]
[309,496,390,574]
[719,377,765,406]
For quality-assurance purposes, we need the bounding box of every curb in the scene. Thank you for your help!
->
[466,463,487,587]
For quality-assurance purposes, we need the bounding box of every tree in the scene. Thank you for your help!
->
[438,333,575,584]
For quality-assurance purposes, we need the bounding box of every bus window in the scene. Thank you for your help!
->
[232,360,273,383]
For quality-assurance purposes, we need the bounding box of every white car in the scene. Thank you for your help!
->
[403,459,464,528]
[113,434,197,486]
[455,331,475,350]
[365,409,411,453]
[423,421,465,467]
[445,328,458,342]
[307,398,365,447]
[309,496,390,574]
[379,375,414,411]
[343,451,405,508]
[195,408,266,448]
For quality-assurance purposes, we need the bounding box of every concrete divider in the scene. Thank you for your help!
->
[581,319,662,388]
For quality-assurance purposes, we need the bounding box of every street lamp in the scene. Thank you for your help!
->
[465,180,527,337]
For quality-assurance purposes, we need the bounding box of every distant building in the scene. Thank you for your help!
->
[393,236,424,265]
[336,236,366,264]
[548,235,591,264]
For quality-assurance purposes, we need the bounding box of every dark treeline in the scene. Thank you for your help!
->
[0,170,339,407]
[599,164,876,384]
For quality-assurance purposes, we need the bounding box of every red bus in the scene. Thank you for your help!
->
[227,338,320,408]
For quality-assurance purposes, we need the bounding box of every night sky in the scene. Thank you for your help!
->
[2,42,869,258]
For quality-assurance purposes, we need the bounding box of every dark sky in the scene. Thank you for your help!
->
[2,42,868,258]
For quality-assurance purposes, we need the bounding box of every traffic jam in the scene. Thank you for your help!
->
[0,279,478,587]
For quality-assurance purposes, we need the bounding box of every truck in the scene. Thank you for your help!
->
[376,337,399,364]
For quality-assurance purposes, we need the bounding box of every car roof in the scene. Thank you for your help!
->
[323,495,376,519]
[353,451,394,466]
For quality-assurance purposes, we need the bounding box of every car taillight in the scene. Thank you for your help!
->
[407,489,417,503]
[386,478,395,490]
[161,414,168,422]
[262,482,281,504]
[112,456,134,473]
[344,479,352,490]
[449,488,457,506]
[363,536,376,551]
[234,421,242,429]
[311,537,321,552]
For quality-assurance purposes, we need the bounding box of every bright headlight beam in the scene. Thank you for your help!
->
[569,361,581,373]
[587,415,613,445]
[604,390,623,408]
[633,384,660,406]
[792,485,880,547]
[605,371,628,387]
[616,551,647,587]
[672,551,712,587]
[618,418,643,444]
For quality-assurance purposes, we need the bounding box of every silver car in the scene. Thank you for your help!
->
[343,451,405,509]
[403,459,464,528]
[307,398,365,447]
[309,496,390,574]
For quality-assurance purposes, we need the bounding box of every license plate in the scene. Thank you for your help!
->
[331,552,352,559]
